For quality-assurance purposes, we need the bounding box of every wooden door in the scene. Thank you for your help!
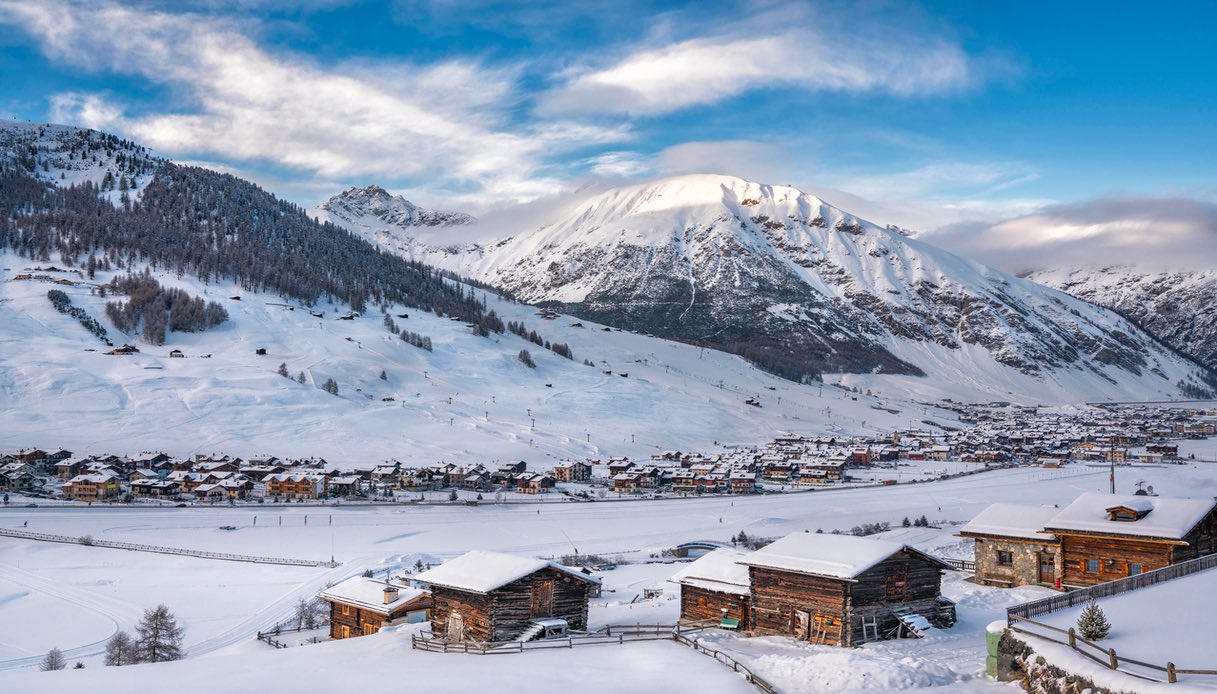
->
[447,612,465,642]
[1038,553,1055,584]
[793,609,810,639]
[339,625,351,639]
[531,579,554,617]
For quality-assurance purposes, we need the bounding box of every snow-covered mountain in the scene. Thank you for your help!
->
[312,184,476,257]
[0,119,161,199]
[1028,266,1217,373]
[321,174,1206,398]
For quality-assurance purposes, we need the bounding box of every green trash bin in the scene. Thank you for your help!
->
[985,621,1005,679]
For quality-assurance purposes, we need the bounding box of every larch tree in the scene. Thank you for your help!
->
[134,604,185,662]
[39,647,66,671]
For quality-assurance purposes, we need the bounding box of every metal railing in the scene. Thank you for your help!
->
[0,528,336,567]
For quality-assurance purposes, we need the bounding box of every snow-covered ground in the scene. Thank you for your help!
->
[0,251,953,467]
[3,460,1216,690]
[1037,569,1217,686]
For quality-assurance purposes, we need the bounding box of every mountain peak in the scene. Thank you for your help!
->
[317,185,476,228]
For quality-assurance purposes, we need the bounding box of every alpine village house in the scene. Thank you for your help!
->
[672,532,956,647]
[414,550,600,643]
[961,492,1217,589]
[320,576,433,639]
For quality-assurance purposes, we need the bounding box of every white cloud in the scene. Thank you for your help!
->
[1,0,625,205]
[539,26,975,117]
[928,197,1217,273]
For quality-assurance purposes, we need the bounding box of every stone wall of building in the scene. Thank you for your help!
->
[974,537,1060,587]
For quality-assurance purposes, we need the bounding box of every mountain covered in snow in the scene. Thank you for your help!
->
[312,184,476,257]
[322,174,1208,397]
[1027,265,1217,374]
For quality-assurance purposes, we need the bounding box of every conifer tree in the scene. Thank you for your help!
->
[1077,598,1111,640]
[134,604,185,662]
[104,630,137,666]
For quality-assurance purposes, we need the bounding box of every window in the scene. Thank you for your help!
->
[996,550,1013,566]
[1129,563,1142,576]
[342,604,352,616]
[1085,559,1099,573]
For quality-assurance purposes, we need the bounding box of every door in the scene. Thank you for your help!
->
[531,579,554,617]
[1038,553,1055,584]
[446,612,465,642]
[793,609,811,639]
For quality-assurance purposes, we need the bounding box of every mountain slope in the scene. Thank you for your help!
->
[359,174,1200,398]
[1028,266,1217,374]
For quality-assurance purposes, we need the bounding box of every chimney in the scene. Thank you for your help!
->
[383,584,399,605]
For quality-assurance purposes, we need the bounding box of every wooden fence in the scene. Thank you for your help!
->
[1007,552,1217,620]
[941,558,975,572]
[0,528,337,567]
[257,622,330,649]
[1007,614,1217,684]
[411,622,779,693]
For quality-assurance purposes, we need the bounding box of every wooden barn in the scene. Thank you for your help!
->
[739,533,955,647]
[319,576,432,640]
[670,548,752,630]
[958,503,1062,588]
[1043,492,1217,588]
[414,550,599,643]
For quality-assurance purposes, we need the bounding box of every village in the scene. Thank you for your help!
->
[3,404,1214,507]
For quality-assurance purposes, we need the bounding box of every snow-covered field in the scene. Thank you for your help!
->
[4,461,1217,690]
[1038,569,1217,685]
[0,251,951,467]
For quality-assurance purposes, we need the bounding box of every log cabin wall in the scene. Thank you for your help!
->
[847,552,945,645]
[748,566,849,645]
[429,587,496,642]
[485,567,591,641]
[1175,509,1217,561]
[679,585,750,629]
[328,601,386,639]
[430,567,591,643]
[1057,534,1174,587]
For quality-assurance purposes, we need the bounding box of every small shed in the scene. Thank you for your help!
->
[319,576,432,639]
[414,550,599,643]
[670,548,752,630]
[739,532,955,647]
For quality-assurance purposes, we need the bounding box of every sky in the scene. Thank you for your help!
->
[1,0,1215,271]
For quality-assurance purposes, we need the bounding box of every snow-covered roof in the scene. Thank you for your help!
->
[959,503,1061,542]
[318,576,429,615]
[668,548,751,596]
[1044,492,1215,540]
[413,550,599,594]
[738,532,942,580]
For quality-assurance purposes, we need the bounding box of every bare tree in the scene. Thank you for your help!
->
[104,630,137,666]
[39,647,66,671]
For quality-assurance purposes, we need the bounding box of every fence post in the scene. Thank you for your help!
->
[1108,648,1118,670]
[1166,662,1176,684]
[1067,628,1076,649]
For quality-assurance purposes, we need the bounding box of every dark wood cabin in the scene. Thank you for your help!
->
[739,533,955,647]
[1043,492,1217,589]
[670,548,752,630]
[319,577,432,640]
[414,550,599,643]
[958,503,1063,588]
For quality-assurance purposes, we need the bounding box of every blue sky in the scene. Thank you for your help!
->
[1,0,1215,264]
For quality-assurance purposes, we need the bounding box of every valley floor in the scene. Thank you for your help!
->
[4,462,1217,691]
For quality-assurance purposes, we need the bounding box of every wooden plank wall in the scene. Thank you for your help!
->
[679,585,750,629]
[430,567,591,642]
[1059,535,1174,587]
